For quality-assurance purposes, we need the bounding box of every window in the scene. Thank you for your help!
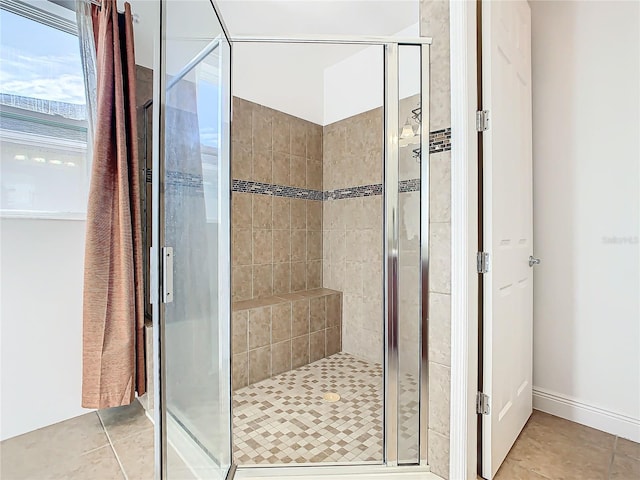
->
[0,4,89,218]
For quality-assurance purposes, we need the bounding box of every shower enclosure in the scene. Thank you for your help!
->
[151,1,432,478]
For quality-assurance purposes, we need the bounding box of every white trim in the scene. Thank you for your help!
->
[3,0,77,34]
[0,210,86,221]
[449,1,479,479]
[533,387,640,443]
[0,129,87,151]
[229,35,432,45]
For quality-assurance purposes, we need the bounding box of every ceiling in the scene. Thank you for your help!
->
[216,0,419,37]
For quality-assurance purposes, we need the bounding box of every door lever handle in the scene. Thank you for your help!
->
[529,256,541,267]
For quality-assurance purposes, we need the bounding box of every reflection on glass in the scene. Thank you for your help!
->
[163,0,231,477]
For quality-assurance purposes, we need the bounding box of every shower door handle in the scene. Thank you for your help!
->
[162,246,174,303]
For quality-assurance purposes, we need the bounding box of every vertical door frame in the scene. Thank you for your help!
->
[449,0,480,479]
[383,41,399,467]
[419,42,432,466]
[208,1,235,476]
[151,0,167,478]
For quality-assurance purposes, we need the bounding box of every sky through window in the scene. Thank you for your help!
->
[0,9,85,105]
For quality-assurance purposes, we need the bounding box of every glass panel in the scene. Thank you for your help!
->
[162,0,231,477]
[397,44,422,465]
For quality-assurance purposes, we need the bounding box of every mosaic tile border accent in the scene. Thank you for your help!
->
[430,127,451,154]
[324,184,383,201]
[232,179,423,200]
[166,170,204,194]
[399,178,421,193]
[232,179,323,201]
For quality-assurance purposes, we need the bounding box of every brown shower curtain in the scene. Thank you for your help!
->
[81,0,145,408]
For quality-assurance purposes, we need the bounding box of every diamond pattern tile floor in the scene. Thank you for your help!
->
[233,352,386,465]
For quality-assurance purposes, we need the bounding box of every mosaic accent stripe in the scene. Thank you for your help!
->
[399,178,421,193]
[231,179,422,200]
[430,127,451,154]
[232,179,324,200]
[324,184,383,200]
[166,170,204,194]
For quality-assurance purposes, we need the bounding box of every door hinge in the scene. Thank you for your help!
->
[477,251,491,274]
[477,392,490,415]
[476,110,490,132]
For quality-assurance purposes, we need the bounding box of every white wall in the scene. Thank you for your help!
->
[323,23,420,125]
[0,219,90,440]
[232,42,333,125]
[531,0,640,441]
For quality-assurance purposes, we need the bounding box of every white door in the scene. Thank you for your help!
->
[481,0,533,478]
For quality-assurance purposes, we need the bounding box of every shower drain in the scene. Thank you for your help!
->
[322,392,341,402]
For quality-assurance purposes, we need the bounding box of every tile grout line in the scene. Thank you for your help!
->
[96,412,129,480]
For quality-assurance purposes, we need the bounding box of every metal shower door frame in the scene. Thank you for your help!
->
[152,8,433,474]
[225,35,432,471]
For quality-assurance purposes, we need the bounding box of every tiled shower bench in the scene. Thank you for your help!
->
[231,288,342,390]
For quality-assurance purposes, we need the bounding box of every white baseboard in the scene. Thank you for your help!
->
[533,387,640,442]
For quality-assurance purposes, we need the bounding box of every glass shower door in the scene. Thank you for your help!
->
[153,1,232,478]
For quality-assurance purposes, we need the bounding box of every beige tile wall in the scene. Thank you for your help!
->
[322,108,384,365]
[323,196,384,364]
[231,290,342,390]
[231,97,324,302]
[421,1,452,478]
[323,109,383,191]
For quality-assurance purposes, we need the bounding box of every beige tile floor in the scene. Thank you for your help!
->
[2,395,638,479]
[0,401,152,480]
[495,410,640,480]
